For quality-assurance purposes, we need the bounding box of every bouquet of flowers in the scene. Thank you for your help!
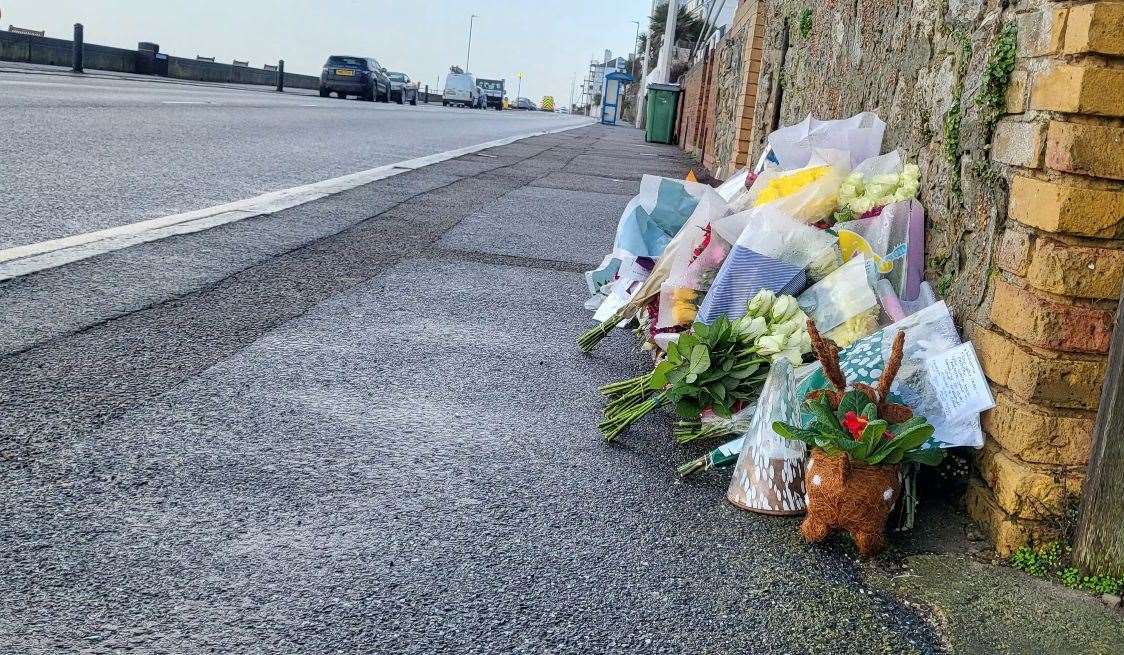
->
[578,191,730,352]
[597,290,812,442]
[655,223,732,331]
[836,151,920,219]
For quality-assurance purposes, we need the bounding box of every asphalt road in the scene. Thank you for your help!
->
[0,67,588,250]
[0,123,948,654]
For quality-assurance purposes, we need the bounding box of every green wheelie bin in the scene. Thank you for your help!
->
[645,83,681,144]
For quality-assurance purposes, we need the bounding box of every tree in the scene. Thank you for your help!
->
[449,65,464,74]
[647,3,705,63]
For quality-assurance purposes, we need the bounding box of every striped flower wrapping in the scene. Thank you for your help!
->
[695,247,808,324]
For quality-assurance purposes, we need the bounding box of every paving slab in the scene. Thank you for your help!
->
[437,186,628,267]
[531,171,641,197]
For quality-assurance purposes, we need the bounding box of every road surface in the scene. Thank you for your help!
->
[0,67,588,250]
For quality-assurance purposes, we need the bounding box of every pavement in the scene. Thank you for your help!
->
[2,114,1122,653]
[0,65,588,250]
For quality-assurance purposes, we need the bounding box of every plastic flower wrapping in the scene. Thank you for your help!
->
[728,149,850,224]
[797,256,880,349]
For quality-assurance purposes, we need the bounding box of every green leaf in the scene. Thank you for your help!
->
[858,419,888,460]
[685,372,698,385]
[690,344,711,374]
[773,421,821,444]
[808,395,845,436]
[666,340,681,362]
[891,423,936,454]
[712,403,733,419]
[709,383,726,402]
[649,361,672,389]
[860,403,878,421]
[903,446,945,466]
[837,390,873,417]
[675,397,702,419]
[836,437,862,455]
[678,333,699,352]
[890,416,927,434]
[729,362,761,379]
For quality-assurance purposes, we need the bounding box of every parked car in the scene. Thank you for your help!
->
[514,97,537,111]
[387,71,419,105]
[319,55,390,101]
[477,78,505,110]
[443,72,484,108]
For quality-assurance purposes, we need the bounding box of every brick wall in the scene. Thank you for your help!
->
[741,0,1123,555]
[675,0,765,178]
[966,1,1124,554]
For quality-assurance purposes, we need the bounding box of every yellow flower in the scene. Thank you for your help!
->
[671,288,699,324]
[754,165,831,206]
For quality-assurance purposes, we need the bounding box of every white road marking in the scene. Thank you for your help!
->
[0,121,592,280]
[161,100,208,104]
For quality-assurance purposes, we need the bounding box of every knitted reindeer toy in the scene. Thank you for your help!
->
[773,320,940,558]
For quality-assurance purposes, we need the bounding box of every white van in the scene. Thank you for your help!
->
[443,72,483,108]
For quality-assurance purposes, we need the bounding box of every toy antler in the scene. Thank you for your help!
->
[876,331,906,402]
[807,319,847,392]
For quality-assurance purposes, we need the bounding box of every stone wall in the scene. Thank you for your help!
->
[747,0,1124,554]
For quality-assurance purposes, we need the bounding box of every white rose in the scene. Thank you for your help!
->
[756,333,787,356]
[769,296,800,323]
[745,289,776,318]
[789,329,813,354]
[850,196,877,214]
[771,316,804,337]
[734,315,768,342]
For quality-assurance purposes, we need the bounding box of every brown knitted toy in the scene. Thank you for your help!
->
[800,320,911,558]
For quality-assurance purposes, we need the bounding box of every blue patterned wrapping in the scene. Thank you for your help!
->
[695,247,809,324]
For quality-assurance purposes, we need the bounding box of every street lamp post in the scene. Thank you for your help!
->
[465,14,479,72]
[631,20,641,64]
[516,72,524,102]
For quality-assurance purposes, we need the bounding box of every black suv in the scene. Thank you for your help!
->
[320,55,390,102]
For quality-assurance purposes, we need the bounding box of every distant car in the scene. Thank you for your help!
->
[443,72,484,108]
[477,78,505,110]
[387,71,418,105]
[514,97,536,111]
[320,55,390,102]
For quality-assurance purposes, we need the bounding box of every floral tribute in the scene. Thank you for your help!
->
[598,290,812,442]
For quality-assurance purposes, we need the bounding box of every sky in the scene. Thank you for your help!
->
[2,0,652,102]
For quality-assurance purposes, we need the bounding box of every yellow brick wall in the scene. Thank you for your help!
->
[967,0,1124,555]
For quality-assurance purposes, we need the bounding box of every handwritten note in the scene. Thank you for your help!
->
[926,342,995,421]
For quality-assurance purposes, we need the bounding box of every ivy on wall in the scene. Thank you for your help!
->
[976,23,1018,138]
[943,30,973,199]
[798,9,813,39]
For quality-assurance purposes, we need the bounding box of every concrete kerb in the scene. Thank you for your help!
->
[0,120,595,281]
